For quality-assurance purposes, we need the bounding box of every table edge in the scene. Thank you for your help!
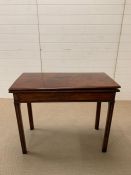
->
[9,88,120,93]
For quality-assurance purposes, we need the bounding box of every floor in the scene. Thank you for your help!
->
[0,99,131,175]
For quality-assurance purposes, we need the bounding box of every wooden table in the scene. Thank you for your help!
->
[9,73,120,154]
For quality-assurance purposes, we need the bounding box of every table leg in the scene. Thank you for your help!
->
[14,102,27,154]
[27,103,34,130]
[95,102,101,130]
[102,101,115,152]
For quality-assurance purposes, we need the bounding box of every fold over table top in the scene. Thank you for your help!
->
[9,73,120,92]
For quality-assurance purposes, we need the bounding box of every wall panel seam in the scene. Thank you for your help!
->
[36,0,42,72]
[114,0,127,79]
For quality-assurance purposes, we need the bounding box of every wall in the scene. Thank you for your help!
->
[0,0,131,99]
[115,0,131,100]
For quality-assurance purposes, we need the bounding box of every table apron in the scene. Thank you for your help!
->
[13,91,116,103]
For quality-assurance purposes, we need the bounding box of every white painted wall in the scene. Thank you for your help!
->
[115,1,131,100]
[0,0,131,99]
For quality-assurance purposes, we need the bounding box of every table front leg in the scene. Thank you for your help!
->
[102,101,115,152]
[95,102,101,130]
[27,103,34,130]
[14,102,27,154]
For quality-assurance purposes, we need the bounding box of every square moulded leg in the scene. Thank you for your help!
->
[14,102,27,154]
[95,102,101,130]
[27,103,34,130]
[102,101,115,152]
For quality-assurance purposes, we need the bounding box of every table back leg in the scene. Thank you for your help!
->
[14,102,27,154]
[95,102,101,130]
[27,103,34,130]
[102,101,115,152]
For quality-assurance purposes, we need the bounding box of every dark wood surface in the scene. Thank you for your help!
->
[95,102,101,130]
[9,72,120,154]
[9,73,120,92]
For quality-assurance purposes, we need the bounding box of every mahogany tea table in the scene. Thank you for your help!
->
[9,73,121,154]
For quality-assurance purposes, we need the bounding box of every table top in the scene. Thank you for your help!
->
[9,73,120,92]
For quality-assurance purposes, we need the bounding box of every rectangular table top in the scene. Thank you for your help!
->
[9,73,120,92]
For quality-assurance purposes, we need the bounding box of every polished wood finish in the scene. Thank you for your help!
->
[14,102,27,154]
[9,73,120,92]
[95,102,101,130]
[27,103,34,130]
[9,73,120,154]
[102,101,115,152]
[13,91,116,103]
